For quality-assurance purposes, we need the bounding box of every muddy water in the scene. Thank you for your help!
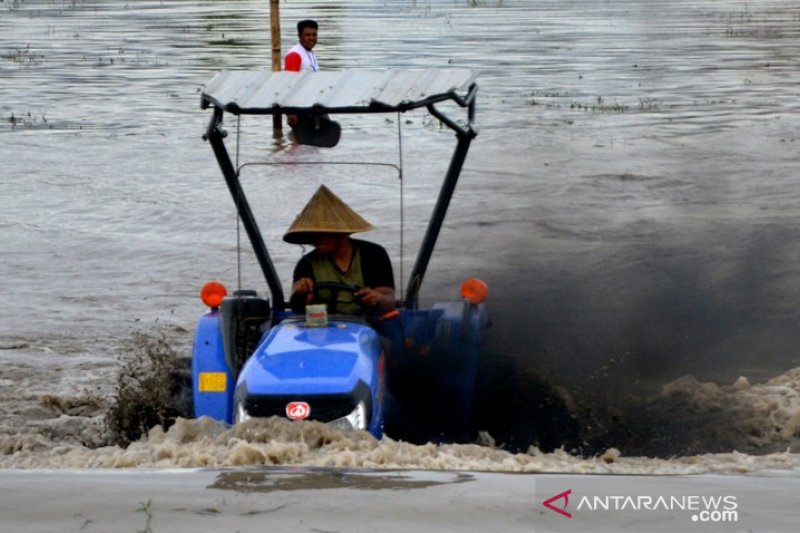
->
[2,0,800,471]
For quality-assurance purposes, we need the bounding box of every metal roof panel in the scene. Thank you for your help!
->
[201,68,477,114]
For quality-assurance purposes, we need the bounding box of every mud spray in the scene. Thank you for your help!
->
[105,332,193,447]
[469,238,800,457]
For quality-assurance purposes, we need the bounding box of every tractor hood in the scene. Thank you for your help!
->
[236,320,381,396]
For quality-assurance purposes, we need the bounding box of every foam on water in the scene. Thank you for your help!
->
[2,409,800,474]
[2,333,800,472]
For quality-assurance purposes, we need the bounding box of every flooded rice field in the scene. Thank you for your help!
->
[2,0,800,474]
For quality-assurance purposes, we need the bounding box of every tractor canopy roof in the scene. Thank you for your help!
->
[200,68,477,115]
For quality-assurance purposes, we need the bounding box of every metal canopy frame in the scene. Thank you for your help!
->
[201,69,478,311]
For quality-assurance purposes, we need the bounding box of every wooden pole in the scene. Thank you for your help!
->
[270,0,282,136]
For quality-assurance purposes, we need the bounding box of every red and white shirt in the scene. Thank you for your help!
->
[284,43,319,72]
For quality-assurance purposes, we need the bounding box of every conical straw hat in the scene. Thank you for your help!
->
[283,185,374,244]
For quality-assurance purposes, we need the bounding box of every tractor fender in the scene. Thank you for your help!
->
[192,310,235,424]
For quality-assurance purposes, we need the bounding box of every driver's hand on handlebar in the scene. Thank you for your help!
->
[354,288,377,307]
[289,277,315,314]
[355,287,392,309]
[292,277,314,296]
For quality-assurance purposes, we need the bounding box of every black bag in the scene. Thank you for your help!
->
[292,114,341,147]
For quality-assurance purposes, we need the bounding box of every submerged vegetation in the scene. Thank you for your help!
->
[527,93,631,114]
[6,111,49,128]
[569,97,628,113]
[721,6,789,39]
[1,46,43,65]
[466,0,507,7]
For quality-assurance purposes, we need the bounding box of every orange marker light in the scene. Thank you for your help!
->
[460,278,489,304]
[200,281,227,309]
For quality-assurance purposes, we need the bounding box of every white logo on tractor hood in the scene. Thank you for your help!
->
[286,401,311,420]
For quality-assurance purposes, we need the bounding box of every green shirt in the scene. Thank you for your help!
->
[293,239,395,315]
[307,246,365,315]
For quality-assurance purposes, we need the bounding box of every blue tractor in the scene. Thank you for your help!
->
[191,68,489,443]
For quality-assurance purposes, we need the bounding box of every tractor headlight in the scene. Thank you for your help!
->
[234,401,251,424]
[329,401,368,431]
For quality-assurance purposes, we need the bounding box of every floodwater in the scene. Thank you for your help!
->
[2,0,800,477]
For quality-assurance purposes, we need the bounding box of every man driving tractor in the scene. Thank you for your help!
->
[285,185,396,316]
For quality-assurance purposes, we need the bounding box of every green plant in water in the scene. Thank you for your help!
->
[136,499,153,533]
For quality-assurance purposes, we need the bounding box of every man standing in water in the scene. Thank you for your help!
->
[284,19,321,131]
[283,19,339,146]
[285,19,319,73]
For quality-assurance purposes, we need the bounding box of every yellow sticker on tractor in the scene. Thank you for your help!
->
[198,372,227,392]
